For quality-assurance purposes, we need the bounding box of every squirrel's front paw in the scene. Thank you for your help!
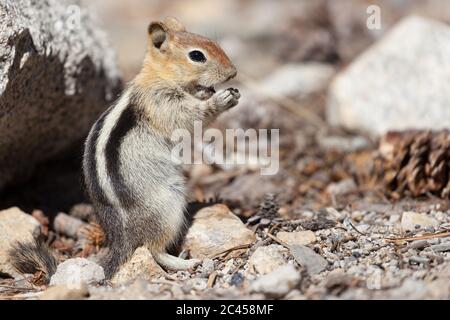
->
[214,88,241,110]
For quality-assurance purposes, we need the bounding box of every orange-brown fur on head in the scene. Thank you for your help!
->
[135,17,237,92]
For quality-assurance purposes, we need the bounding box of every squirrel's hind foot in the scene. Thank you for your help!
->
[153,252,201,271]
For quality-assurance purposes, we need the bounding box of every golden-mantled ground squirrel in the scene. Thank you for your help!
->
[10,17,240,281]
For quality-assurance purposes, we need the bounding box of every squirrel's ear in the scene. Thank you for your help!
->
[148,22,168,50]
[163,17,186,32]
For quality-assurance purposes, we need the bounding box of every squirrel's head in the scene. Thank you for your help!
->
[144,17,237,98]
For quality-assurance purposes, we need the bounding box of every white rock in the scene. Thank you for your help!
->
[183,205,256,258]
[201,258,215,277]
[111,247,165,285]
[50,258,105,287]
[290,245,328,275]
[250,264,301,298]
[401,212,438,232]
[327,16,450,137]
[277,231,317,246]
[0,207,40,276]
[430,242,450,253]
[259,63,335,98]
[248,245,286,275]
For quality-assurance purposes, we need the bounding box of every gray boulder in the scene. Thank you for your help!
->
[327,16,450,137]
[0,207,40,277]
[0,0,121,189]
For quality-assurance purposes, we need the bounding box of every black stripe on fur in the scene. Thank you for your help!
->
[105,106,138,209]
[84,107,113,206]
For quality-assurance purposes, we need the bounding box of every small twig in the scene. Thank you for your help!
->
[151,279,178,286]
[0,285,38,291]
[3,276,33,284]
[385,231,450,243]
[207,271,218,288]
[343,218,366,236]
[265,232,289,248]
[211,243,253,259]
[268,223,280,235]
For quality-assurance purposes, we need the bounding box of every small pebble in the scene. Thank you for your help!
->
[201,258,215,276]
[247,215,261,225]
[230,272,245,287]
[409,256,430,265]
[409,240,429,250]
[430,242,450,253]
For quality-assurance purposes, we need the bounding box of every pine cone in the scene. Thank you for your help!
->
[379,130,450,198]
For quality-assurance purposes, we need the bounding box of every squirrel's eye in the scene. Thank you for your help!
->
[189,50,206,63]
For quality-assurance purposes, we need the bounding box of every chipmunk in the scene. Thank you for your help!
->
[10,17,240,281]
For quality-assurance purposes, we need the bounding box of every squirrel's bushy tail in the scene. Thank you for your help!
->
[9,232,133,281]
[9,239,58,284]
